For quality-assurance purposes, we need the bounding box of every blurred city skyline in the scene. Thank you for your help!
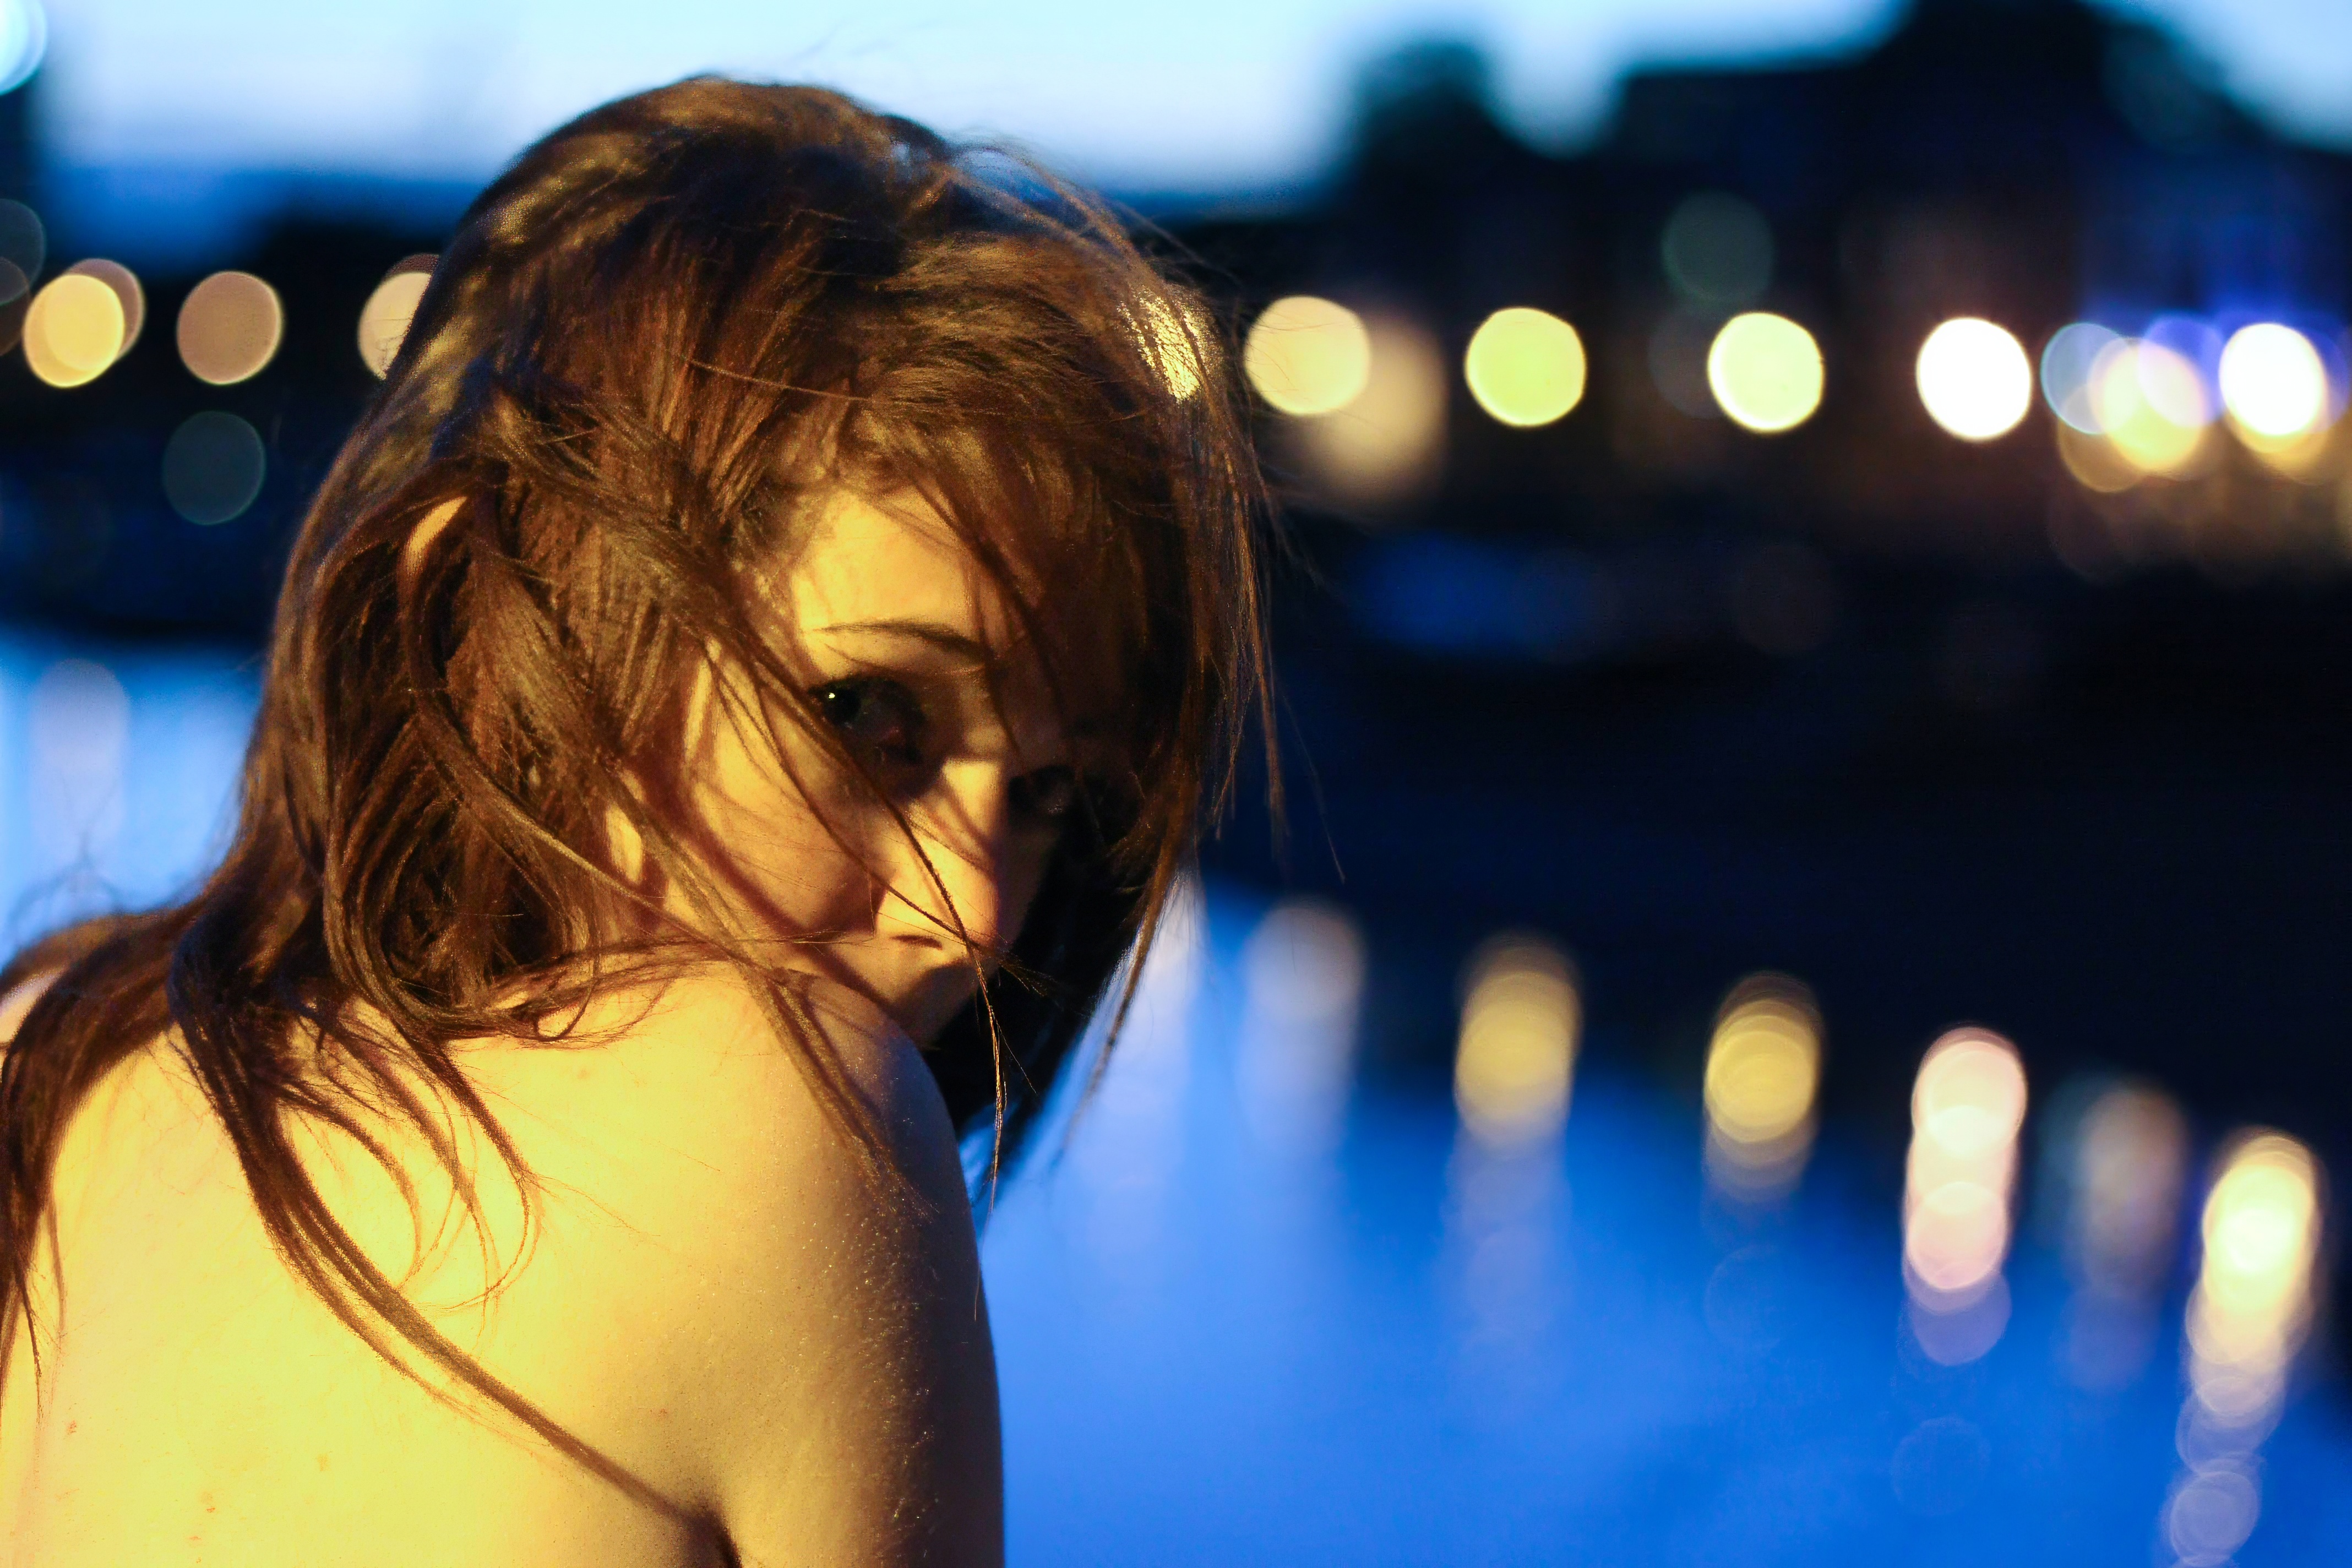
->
[21,0,2352,203]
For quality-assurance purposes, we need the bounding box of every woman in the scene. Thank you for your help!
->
[0,79,1266,1565]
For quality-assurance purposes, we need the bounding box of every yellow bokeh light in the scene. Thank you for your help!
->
[2219,323,2329,445]
[1916,317,2032,441]
[1463,306,1586,428]
[1243,295,1370,416]
[1912,1029,2026,1160]
[2187,1130,2322,1430]
[1293,313,1449,505]
[357,269,432,379]
[1453,935,1578,1151]
[62,259,144,361]
[2055,421,2142,493]
[178,270,284,386]
[1706,311,1823,433]
[1903,1028,2026,1318]
[1905,1180,2011,1294]
[1703,980,1820,1147]
[24,273,126,388]
[2090,339,2208,475]
[1702,974,1822,1206]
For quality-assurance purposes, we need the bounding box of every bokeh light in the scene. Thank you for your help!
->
[2041,322,2119,434]
[1702,973,1822,1205]
[1915,317,2032,440]
[1661,192,1773,307]
[356,260,433,379]
[2068,1081,2188,1298]
[177,270,284,385]
[1243,295,1370,416]
[2054,1078,2187,1392]
[23,273,125,388]
[1292,312,1448,505]
[2055,420,2141,493]
[2218,323,2330,452]
[2089,338,2209,474]
[29,657,130,870]
[1235,897,1367,1158]
[1463,306,1586,427]
[2166,1464,2262,1568]
[0,0,45,94]
[0,259,26,353]
[2186,1130,2321,1431]
[1453,934,1579,1152]
[1707,312,1823,433]
[0,197,43,290]
[162,411,267,526]
[62,259,145,361]
[1903,1028,2026,1363]
[1647,308,1722,419]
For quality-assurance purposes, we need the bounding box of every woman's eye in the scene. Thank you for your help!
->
[812,679,925,766]
[1010,765,1079,825]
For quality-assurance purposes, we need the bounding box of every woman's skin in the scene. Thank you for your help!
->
[0,488,1057,1566]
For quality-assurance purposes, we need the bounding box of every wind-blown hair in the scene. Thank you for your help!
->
[0,79,1267,1509]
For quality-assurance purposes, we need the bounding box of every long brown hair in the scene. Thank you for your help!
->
[0,79,1267,1511]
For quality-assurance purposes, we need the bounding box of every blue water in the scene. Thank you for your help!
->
[4,633,2350,1565]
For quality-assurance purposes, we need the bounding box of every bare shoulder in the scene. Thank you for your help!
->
[466,967,1001,1567]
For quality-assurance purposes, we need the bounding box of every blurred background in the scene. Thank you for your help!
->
[2,0,2350,1560]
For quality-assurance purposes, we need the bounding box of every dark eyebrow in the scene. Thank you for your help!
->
[809,619,1000,667]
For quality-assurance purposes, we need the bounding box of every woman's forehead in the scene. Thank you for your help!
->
[783,487,1011,650]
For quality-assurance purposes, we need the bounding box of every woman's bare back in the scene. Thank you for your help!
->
[0,973,1000,1567]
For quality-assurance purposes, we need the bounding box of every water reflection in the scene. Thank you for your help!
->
[2160,1129,2324,1567]
[0,638,254,949]
[2,641,2350,1560]
[1234,896,1365,1159]
[1702,971,1821,1211]
[1452,933,1578,1151]
[1444,934,1577,1390]
[1903,1027,2027,1365]
[1065,876,1205,1283]
[2050,1077,2188,1391]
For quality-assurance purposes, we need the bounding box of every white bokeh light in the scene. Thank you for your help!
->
[2218,323,2329,441]
[1916,317,2032,441]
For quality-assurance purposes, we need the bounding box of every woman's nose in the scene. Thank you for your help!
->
[876,760,1015,953]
